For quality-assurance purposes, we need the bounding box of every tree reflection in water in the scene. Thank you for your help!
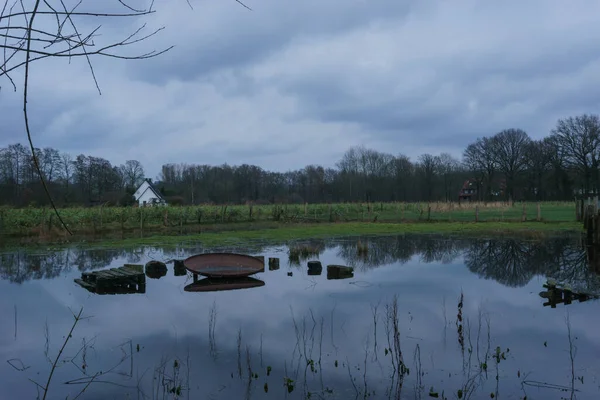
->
[1,235,598,292]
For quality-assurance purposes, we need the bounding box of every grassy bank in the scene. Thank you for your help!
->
[1,219,583,251]
[0,201,583,249]
[0,201,577,236]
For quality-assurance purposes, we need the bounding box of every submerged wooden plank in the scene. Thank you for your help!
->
[109,268,141,279]
[123,264,144,272]
[121,266,145,275]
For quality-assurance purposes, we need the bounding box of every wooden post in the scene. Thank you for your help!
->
[475,205,479,222]
[140,207,143,232]
[268,257,280,271]
[521,204,526,222]
[304,202,307,216]
[587,213,594,244]
[537,203,541,221]
[427,205,431,221]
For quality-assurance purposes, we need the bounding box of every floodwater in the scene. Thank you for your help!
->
[1,234,599,400]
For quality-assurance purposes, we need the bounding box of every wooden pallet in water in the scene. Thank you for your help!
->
[74,265,146,295]
[539,280,599,308]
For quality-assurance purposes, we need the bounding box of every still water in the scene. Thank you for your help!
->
[1,234,599,400]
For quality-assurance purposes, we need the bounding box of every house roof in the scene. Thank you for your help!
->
[135,181,165,202]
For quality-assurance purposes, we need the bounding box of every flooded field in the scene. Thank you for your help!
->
[1,234,599,400]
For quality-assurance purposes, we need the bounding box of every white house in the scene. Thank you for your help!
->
[133,180,167,207]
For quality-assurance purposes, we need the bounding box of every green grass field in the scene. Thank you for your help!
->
[0,201,579,239]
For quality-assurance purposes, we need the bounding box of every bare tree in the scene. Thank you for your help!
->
[119,159,145,191]
[550,113,600,194]
[524,140,551,200]
[0,0,250,233]
[463,137,496,202]
[437,152,461,202]
[417,153,439,202]
[392,154,413,202]
[490,128,531,203]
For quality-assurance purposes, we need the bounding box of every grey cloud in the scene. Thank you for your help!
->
[4,0,600,176]
[131,0,417,84]
[250,7,600,154]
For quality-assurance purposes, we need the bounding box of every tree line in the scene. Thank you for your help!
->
[1,113,598,207]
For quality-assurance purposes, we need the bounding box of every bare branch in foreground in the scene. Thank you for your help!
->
[1,0,250,234]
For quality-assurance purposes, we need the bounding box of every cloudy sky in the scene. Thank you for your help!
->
[2,0,600,180]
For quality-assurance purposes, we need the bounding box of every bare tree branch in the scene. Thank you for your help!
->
[1,0,251,234]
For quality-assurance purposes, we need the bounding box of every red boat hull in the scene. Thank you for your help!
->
[183,252,264,278]
[184,277,265,292]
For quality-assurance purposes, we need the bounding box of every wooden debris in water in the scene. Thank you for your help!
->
[326,265,354,280]
[74,265,146,295]
[307,260,323,276]
[539,279,599,308]
[145,260,167,279]
[268,257,280,271]
[123,264,143,272]
[173,259,187,276]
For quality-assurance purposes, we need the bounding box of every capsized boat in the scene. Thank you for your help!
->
[184,277,265,293]
[183,252,264,278]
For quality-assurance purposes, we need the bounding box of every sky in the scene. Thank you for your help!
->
[2,0,600,180]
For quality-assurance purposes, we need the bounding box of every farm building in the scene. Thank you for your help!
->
[458,179,478,202]
[133,179,167,207]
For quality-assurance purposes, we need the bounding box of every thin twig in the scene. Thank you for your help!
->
[42,307,84,400]
[22,0,72,234]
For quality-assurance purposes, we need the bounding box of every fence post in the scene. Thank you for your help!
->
[521,204,526,222]
[537,203,541,221]
[475,205,479,222]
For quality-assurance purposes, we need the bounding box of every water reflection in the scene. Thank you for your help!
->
[1,234,600,400]
[184,277,266,292]
[539,283,599,308]
[2,235,599,292]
